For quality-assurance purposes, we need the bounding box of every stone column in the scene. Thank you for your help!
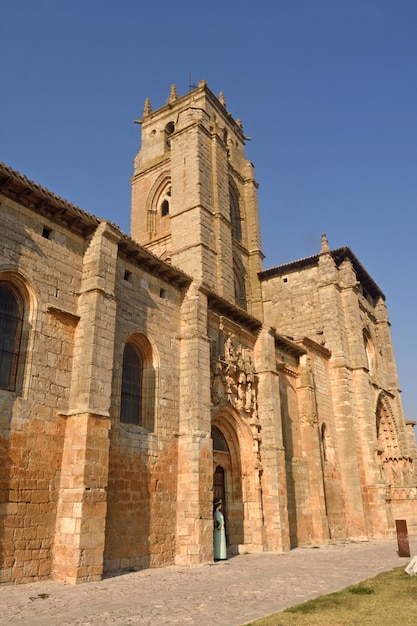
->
[254,327,290,551]
[170,111,217,290]
[242,160,264,320]
[406,421,417,463]
[317,248,367,537]
[210,121,235,302]
[52,222,119,583]
[175,282,213,565]
[297,354,330,542]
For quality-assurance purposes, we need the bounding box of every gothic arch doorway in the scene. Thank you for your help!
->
[211,409,264,553]
[212,426,232,546]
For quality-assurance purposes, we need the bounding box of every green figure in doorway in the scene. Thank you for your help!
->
[213,498,227,560]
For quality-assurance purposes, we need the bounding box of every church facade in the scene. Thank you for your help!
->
[1,81,416,585]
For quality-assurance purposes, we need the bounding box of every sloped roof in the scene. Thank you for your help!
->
[0,161,191,288]
[205,288,262,333]
[259,247,385,300]
[0,161,102,236]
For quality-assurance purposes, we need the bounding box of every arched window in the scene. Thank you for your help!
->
[120,335,155,431]
[146,177,171,235]
[120,343,143,425]
[212,425,230,452]
[363,329,375,374]
[161,199,169,217]
[160,187,171,217]
[165,121,175,151]
[320,423,327,461]
[0,284,23,391]
[229,181,242,242]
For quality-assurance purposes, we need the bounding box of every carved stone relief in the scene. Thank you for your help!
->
[381,457,415,487]
[210,329,260,452]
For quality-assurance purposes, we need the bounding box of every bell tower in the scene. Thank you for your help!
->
[131,81,264,317]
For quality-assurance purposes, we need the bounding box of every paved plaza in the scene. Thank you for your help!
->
[0,537,416,626]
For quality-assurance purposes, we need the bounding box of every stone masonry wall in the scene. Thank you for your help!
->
[104,258,184,572]
[263,250,417,538]
[51,222,119,584]
[0,197,85,583]
[262,265,322,340]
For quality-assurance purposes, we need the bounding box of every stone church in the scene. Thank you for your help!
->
[1,81,416,585]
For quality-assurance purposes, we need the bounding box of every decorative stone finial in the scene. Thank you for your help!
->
[143,98,152,116]
[219,92,226,108]
[169,84,178,103]
[320,232,329,253]
[235,118,243,130]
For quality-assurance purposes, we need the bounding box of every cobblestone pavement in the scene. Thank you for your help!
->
[1,537,416,626]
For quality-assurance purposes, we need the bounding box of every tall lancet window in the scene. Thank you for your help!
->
[0,284,24,391]
[229,180,242,242]
[120,335,156,432]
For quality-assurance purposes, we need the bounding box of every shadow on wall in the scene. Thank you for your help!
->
[279,376,298,548]
[103,442,151,574]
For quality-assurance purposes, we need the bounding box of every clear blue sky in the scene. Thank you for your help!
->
[1,1,416,423]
